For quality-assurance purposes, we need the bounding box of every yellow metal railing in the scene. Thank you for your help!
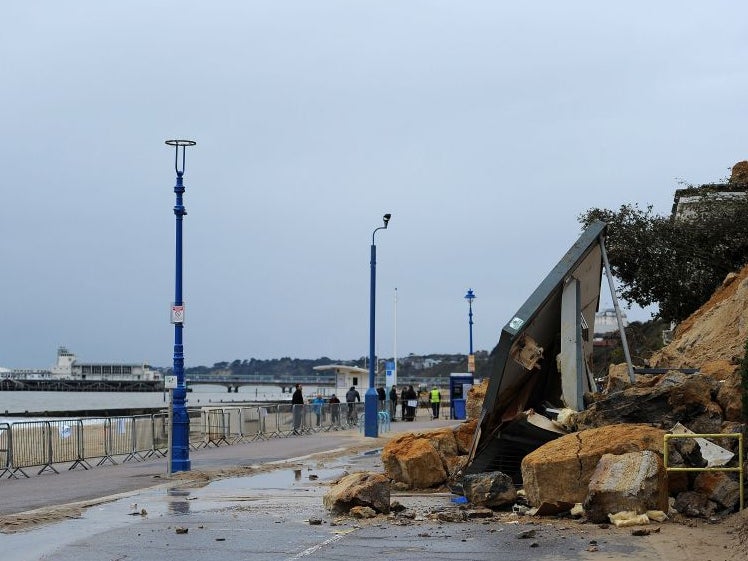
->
[663,432,744,511]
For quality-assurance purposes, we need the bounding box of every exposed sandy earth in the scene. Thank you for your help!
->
[649,263,748,369]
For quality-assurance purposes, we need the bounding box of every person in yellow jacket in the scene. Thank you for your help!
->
[429,386,442,420]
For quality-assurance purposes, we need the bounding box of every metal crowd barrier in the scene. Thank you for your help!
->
[358,409,392,434]
[0,422,11,478]
[0,403,364,479]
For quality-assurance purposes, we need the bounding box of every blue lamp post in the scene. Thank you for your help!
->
[464,288,476,371]
[165,139,196,473]
[365,213,391,438]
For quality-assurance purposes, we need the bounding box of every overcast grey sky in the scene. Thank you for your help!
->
[1,2,746,369]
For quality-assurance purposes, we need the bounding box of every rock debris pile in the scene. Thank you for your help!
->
[322,266,747,549]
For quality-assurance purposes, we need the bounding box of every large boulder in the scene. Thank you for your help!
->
[383,424,476,488]
[323,472,391,515]
[462,471,517,508]
[583,450,669,523]
[521,424,666,507]
[382,433,448,488]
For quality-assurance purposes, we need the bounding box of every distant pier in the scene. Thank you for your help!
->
[0,378,163,392]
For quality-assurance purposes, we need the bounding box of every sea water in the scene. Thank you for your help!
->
[0,384,293,422]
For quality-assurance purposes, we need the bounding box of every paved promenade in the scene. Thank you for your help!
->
[1,415,741,561]
[0,416,459,516]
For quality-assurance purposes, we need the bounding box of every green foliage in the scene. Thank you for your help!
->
[741,337,748,422]
[590,319,667,377]
[579,194,748,323]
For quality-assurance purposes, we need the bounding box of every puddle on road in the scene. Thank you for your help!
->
[208,466,345,491]
[3,451,381,561]
[162,466,349,515]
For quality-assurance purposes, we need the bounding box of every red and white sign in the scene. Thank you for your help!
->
[170,304,185,324]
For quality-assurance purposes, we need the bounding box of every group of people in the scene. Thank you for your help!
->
[289,382,443,433]
[400,384,417,421]
[292,384,339,433]
[394,384,442,421]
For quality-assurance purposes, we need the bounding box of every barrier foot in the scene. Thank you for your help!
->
[96,456,117,467]
[68,459,92,471]
[37,464,59,475]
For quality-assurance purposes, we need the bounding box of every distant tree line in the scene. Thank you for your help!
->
[177,351,491,382]
[184,357,340,379]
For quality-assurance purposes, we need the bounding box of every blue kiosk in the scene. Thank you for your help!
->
[449,373,474,420]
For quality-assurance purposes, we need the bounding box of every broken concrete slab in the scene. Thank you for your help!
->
[583,450,669,524]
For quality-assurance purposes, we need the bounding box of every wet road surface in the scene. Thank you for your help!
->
[3,450,660,561]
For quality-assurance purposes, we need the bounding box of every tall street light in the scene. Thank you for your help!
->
[165,139,196,473]
[366,213,391,438]
[465,288,476,373]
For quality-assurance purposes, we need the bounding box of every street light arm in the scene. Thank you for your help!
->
[371,213,392,244]
[371,225,388,245]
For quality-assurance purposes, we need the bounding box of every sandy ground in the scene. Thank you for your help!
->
[1,442,745,561]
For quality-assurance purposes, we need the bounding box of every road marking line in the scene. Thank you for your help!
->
[283,528,356,560]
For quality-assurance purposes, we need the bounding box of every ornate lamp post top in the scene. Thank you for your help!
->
[464,288,476,304]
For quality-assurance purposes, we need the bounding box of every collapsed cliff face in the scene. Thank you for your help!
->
[648,263,748,374]
[588,264,748,427]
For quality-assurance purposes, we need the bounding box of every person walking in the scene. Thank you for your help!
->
[345,386,360,425]
[400,385,408,421]
[329,394,341,426]
[404,385,418,421]
[429,386,442,420]
[389,385,398,421]
[291,383,304,435]
[312,394,324,427]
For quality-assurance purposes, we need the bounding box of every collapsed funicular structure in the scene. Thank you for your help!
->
[464,220,631,482]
